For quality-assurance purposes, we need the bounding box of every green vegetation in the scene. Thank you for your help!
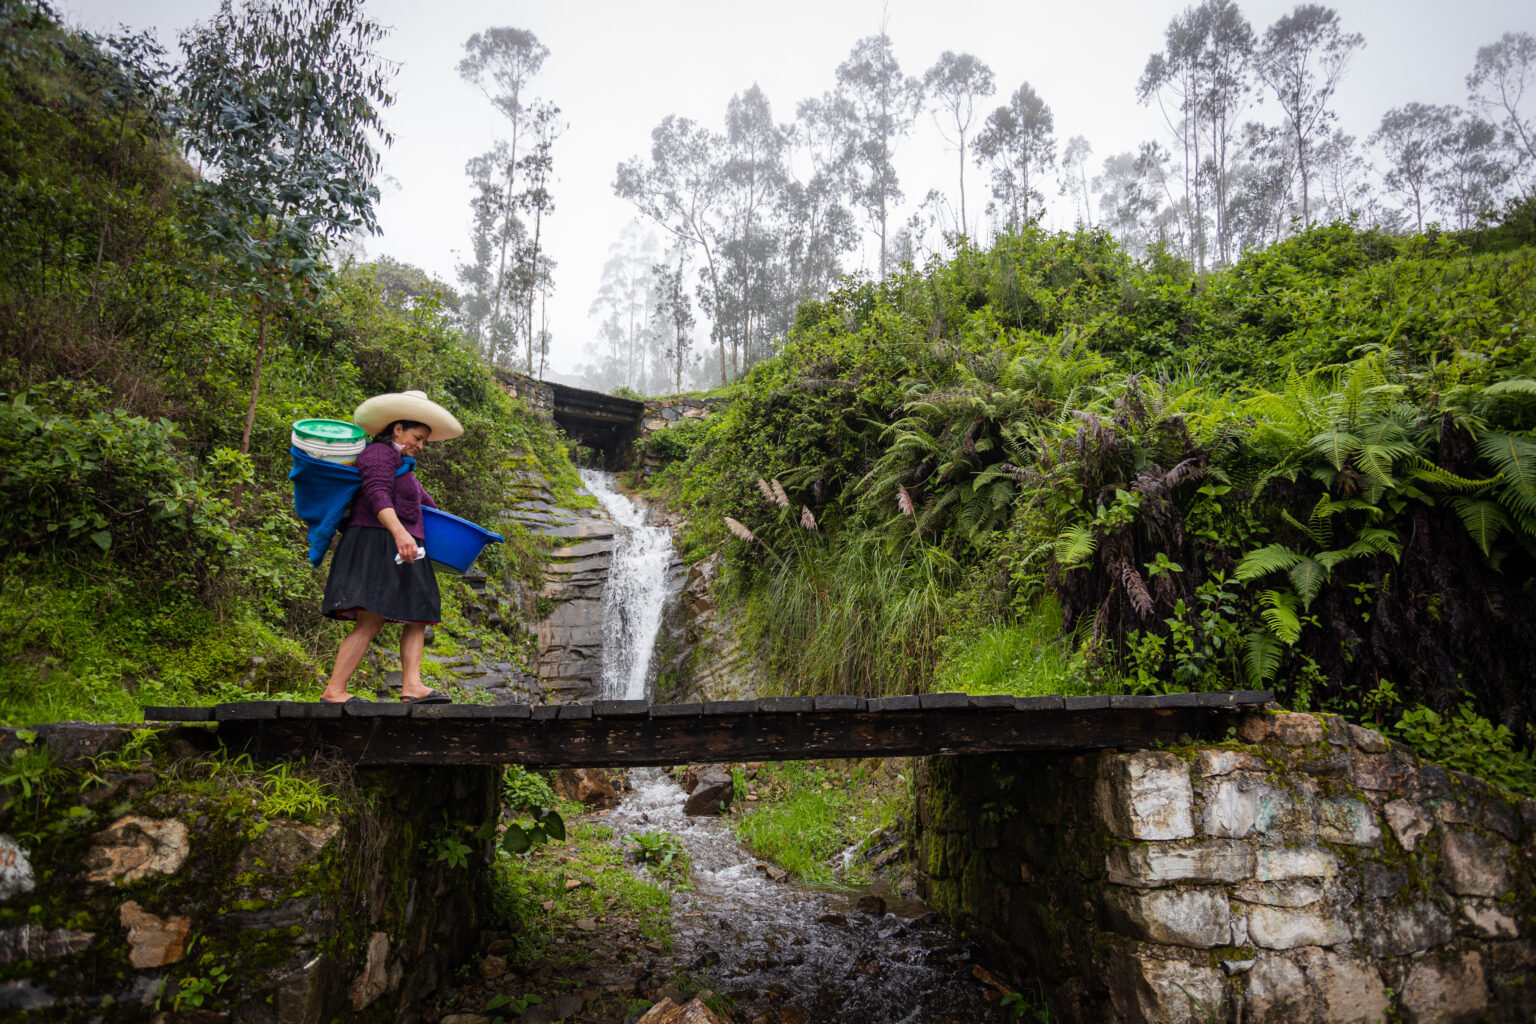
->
[0,7,582,724]
[627,830,689,883]
[653,221,1536,747]
[1394,704,1536,797]
[498,765,568,855]
[489,817,674,959]
[732,760,905,887]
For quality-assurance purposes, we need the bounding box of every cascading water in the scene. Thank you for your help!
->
[605,770,1010,1023]
[580,468,674,700]
[574,468,1006,1021]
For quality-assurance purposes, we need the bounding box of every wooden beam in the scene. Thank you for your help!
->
[167,691,1274,768]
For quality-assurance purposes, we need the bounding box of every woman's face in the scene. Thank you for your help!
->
[392,422,431,456]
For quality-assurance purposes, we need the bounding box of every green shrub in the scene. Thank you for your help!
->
[2,385,240,577]
[1393,704,1536,797]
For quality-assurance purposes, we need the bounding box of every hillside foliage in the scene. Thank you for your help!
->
[0,6,577,724]
[658,216,1536,745]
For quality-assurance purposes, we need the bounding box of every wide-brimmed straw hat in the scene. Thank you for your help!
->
[353,390,463,440]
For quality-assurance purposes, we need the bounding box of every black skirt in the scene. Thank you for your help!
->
[322,526,441,624]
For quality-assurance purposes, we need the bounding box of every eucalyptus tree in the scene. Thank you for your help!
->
[1310,130,1371,224]
[615,116,729,383]
[516,101,562,376]
[1435,114,1510,229]
[1138,0,1255,268]
[923,51,995,238]
[1226,121,1298,248]
[652,245,696,397]
[835,33,923,278]
[457,27,549,343]
[458,141,518,362]
[1138,6,1205,264]
[589,223,659,390]
[177,0,395,463]
[974,82,1056,231]
[1093,145,1187,256]
[1371,103,1457,231]
[1059,136,1094,228]
[1094,151,1156,251]
[1466,32,1536,195]
[1253,4,1364,229]
[719,85,787,375]
[783,94,859,305]
[1197,0,1257,262]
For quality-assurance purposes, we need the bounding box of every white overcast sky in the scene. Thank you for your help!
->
[63,0,1533,377]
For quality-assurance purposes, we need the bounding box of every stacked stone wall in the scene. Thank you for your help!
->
[914,710,1536,1023]
[635,398,724,483]
[0,724,499,1021]
[492,370,554,419]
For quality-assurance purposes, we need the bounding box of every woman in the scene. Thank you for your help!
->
[319,390,463,705]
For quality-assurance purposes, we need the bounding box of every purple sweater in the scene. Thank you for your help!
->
[346,442,437,540]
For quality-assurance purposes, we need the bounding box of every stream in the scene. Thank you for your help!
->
[602,770,1009,1024]
[580,468,675,701]
[574,472,1009,1023]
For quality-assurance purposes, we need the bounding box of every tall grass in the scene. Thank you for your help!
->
[732,761,902,887]
[738,535,959,698]
[931,597,1089,697]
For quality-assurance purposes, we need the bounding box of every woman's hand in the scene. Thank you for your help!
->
[377,508,418,563]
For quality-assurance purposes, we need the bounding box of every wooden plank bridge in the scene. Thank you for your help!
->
[144,690,1272,768]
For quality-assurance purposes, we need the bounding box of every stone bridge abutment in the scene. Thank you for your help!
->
[913,710,1536,1023]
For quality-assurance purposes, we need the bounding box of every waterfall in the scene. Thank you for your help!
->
[579,468,673,701]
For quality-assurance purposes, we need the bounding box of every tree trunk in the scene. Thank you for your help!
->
[490,115,521,345]
[526,204,542,374]
[696,235,727,387]
[1080,159,1093,229]
[957,134,968,237]
[233,305,268,509]
[538,285,549,380]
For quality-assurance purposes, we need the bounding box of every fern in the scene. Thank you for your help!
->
[1483,378,1536,397]
[1244,631,1284,686]
[1410,460,1498,492]
[971,462,1020,490]
[1339,527,1403,561]
[1054,525,1096,568]
[1452,498,1511,557]
[1287,559,1328,610]
[1235,544,1304,581]
[1258,589,1302,644]
[1479,431,1536,492]
[1309,428,1360,471]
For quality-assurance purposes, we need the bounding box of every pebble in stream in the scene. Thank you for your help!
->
[606,769,1012,1024]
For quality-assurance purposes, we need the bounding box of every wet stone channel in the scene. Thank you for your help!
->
[456,473,1014,1022]
[601,769,1011,1024]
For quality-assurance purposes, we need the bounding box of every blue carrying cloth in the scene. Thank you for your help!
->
[289,446,415,565]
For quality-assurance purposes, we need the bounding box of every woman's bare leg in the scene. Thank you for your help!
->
[321,612,387,701]
[400,622,431,700]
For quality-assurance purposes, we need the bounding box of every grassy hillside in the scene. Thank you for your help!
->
[0,9,580,724]
[653,217,1536,774]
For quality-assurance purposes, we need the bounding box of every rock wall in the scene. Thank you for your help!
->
[492,369,554,418]
[634,397,724,484]
[647,552,757,705]
[503,455,616,702]
[914,710,1536,1024]
[0,723,499,1021]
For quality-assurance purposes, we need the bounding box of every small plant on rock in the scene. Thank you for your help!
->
[629,830,689,881]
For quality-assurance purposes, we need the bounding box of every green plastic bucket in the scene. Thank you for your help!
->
[292,419,366,443]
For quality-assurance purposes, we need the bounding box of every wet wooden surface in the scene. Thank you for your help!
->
[143,691,1272,767]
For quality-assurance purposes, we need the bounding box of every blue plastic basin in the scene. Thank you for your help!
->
[421,506,504,573]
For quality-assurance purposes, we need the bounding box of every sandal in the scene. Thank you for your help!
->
[400,689,451,705]
[319,695,372,705]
